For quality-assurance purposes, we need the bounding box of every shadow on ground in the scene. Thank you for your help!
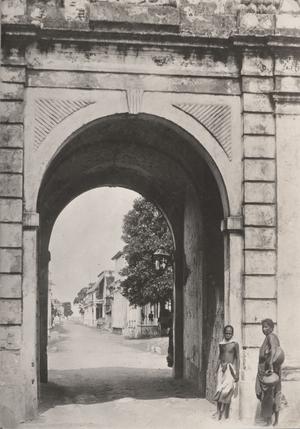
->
[40,367,200,414]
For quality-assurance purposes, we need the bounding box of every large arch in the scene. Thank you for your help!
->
[22,94,243,416]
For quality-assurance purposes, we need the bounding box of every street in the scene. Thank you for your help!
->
[19,320,225,429]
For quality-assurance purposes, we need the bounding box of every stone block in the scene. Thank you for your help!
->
[244,298,276,323]
[0,249,22,273]
[245,227,276,250]
[244,204,276,226]
[0,101,23,123]
[239,13,274,37]
[1,0,26,22]
[0,83,24,101]
[0,149,23,173]
[90,2,180,26]
[28,71,241,95]
[245,250,276,275]
[244,135,275,158]
[0,199,22,222]
[0,174,22,197]
[275,54,300,77]
[241,348,260,381]
[0,223,22,247]
[242,77,274,93]
[276,14,300,37]
[275,76,300,92]
[0,299,22,324]
[0,274,22,298]
[243,93,273,113]
[0,124,23,148]
[0,326,21,350]
[244,159,275,181]
[244,275,276,298]
[244,183,276,203]
[242,53,273,77]
[244,324,264,347]
[244,113,275,135]
[1,67,26,83]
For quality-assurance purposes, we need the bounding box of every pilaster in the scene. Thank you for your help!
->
[0,62,26,422]
[241,49,277,421]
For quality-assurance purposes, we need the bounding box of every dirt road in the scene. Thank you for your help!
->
[20,320,245,429]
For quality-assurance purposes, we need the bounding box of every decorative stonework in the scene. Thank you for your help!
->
[239,0,281,13]
[126,89,144,115]
[34,98,95,150]
[174,103,232,160]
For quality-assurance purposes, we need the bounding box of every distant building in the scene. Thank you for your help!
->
[110,251,161,338]
[81,271,114,327]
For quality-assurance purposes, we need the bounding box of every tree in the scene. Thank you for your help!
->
[120,197,174,307]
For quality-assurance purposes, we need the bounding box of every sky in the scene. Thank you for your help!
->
[49,187,139,303]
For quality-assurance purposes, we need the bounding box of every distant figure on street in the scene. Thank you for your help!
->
[148,311,154,323]
[255,319,284,427]
[214,325,240,420]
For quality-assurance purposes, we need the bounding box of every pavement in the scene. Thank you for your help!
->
[16,321,295,429]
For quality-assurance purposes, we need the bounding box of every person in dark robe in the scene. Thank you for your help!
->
[256,318,284,427]
[214,325,240,420]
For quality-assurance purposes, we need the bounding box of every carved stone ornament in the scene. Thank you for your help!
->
[126,89,144,115]
[239,0,281,14]
[174,103,232,160]
[34,98,96,150]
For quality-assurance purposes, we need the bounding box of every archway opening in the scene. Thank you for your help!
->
[37,113,227,404]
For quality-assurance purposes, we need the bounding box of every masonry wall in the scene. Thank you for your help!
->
[0,65,27,421]
[2,1,300,423]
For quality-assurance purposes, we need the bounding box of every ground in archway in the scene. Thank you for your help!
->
[20,321,248,429]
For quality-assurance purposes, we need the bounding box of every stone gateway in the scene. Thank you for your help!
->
[1,0,300,425]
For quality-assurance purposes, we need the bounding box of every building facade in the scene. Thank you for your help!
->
[1,0,300,424]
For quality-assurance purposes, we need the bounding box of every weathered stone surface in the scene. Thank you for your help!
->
[239,13,275,36]
[244,135,275,158]
[244,324,264,347]
[25,45,239,77]
[0,174,22,197]
[27,71,241,95]
[0,326,21,350]
[90,2,180,26]
[275,76,300,92]
[0,249,22,273]
[0,300,22,324]
[245,227,276,249]
[275,54,300,77]
[245,250,276,274]
[244,113,275,135]
[244,159,275,181]
[276,14,300,36]
[0,124,23,148]
[0,149,23,173]
[1,0,26,22]
[242,53,273,77]
[0,224,22,247]
[242,348,259,380]
[244,183,276,203]
[244,204,276,226]
[0,83,24,101]
[244,275,276,298]
[242,77,273,93]
[1,67,26,83]
[243,93,273,112]
[0,274,22,298]
[0,199,22,222]
[244,299,276,323]
[0,102,23,123]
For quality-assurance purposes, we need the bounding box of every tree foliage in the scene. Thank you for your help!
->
[120,197,174,307]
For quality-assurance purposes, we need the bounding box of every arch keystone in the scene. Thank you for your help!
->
[126,89,144,114]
